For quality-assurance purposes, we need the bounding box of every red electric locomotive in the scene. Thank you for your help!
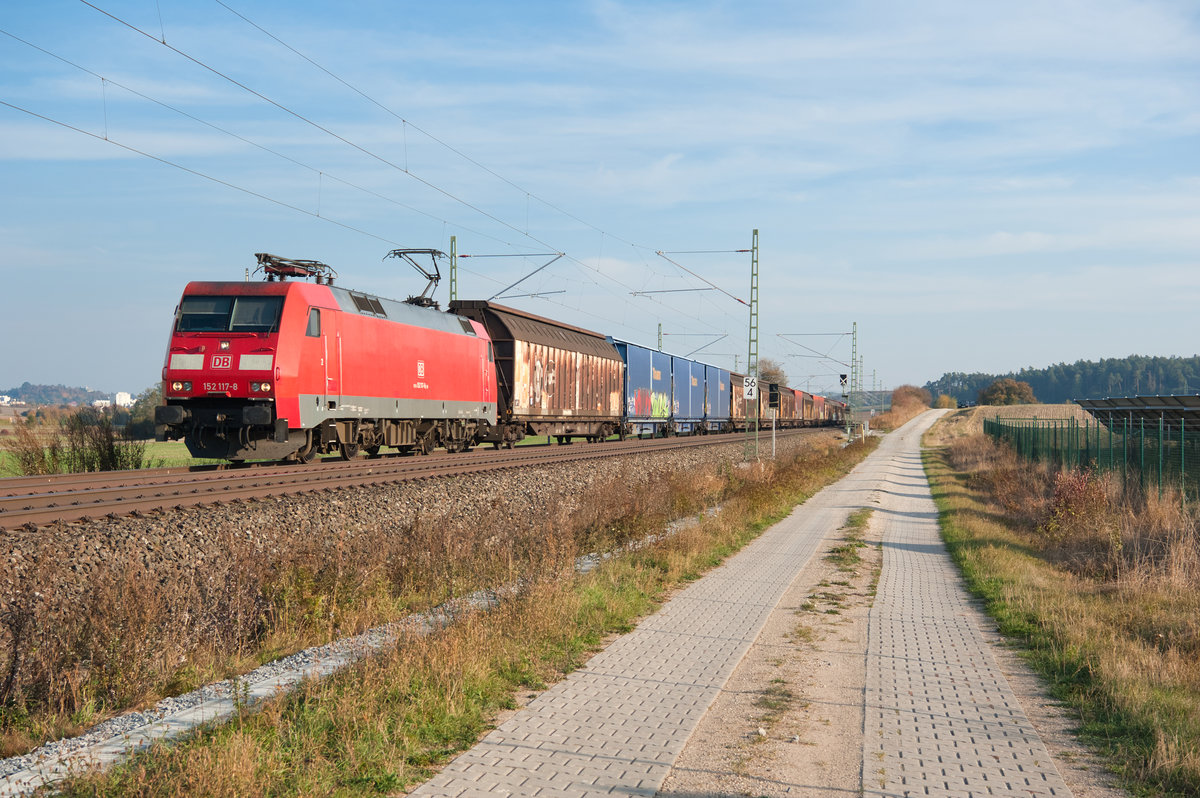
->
[155,253,497,461]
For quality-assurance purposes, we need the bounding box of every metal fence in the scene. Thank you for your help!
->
[984,415,1200,503]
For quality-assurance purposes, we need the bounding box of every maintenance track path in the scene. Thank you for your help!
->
[409,411,1075,798]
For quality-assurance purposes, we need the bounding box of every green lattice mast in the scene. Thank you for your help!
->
[745,229,759,461]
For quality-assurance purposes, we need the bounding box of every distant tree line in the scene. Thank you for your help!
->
[9,386,161,439]
[1,381,111,406]
[924,355,1200,406]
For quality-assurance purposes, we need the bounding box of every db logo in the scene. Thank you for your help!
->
[211,355,233,369]
[417,360,425,377]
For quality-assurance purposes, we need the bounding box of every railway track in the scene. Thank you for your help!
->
[0,430,810,530]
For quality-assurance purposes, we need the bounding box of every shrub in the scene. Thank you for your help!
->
[2,424,64,475]
[0,407,146,475]
[869,385,931,432]
[1040,469,1119,554]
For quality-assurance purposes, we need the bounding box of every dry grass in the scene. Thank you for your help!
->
[1,411,149,475]
[867,403,925,433]
[1,434,866,765]
[50,436,877,795]
[928,426,1200,796]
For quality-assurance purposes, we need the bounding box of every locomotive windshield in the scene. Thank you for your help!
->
[176,295,284,333]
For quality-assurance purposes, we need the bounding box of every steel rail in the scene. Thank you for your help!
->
[0,430,814,530]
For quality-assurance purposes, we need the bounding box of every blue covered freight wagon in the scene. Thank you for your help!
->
[703,364,731,431]
[670,355,706,433]
[609,338,673,436]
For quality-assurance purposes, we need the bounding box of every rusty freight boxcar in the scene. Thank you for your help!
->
[776,385,797,427]
[450,300,624,445]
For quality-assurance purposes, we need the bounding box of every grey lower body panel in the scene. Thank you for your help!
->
[295,394,497,430]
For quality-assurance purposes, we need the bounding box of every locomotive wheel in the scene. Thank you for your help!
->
[339,442,360,460]
[294,441,318,464]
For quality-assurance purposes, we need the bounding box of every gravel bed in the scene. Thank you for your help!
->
[0,504,721,793]
[0,431,834,792]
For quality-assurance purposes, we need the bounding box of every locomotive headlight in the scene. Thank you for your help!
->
[171,381,183,392]
[259,382,271,393]
[183,381,192,392]
[219,340,231,351]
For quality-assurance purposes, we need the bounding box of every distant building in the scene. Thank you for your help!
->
[92,399,112,409]
[0,395,11,406]
[115,391,134,408]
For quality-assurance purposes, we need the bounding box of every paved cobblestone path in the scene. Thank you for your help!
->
[410,413,1073,797]
[862,417,1072,798]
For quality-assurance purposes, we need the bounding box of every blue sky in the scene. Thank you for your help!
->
[2,0,1198,398]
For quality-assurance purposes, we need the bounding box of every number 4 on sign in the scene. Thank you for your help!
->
[744,376,758,400]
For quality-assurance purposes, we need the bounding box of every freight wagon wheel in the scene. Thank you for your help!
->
[365,445,381,458]
[339,442,360,460]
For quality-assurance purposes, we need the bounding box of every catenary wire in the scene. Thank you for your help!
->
[31,3,750,356]
[211,0,651,254]
[82,0,730,344]
[0,27,518,250]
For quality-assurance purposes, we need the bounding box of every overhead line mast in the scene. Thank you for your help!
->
[745,229,760,461]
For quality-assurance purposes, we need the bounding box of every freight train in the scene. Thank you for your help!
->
[155,253,847,462]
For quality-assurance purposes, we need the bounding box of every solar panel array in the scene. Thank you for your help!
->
[1075,395,1200,426]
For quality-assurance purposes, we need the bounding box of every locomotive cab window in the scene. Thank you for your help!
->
[306,308,321,337]
[177,295,283,333]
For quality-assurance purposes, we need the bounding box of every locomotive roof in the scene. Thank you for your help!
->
[326,285,479,338]
[181,281,480,339]
[450,300,620,361]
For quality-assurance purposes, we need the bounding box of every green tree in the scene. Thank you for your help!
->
[126,385,162,440]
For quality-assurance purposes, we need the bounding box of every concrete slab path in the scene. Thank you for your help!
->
[862,418,1072,797]
[409,411,1076,797]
